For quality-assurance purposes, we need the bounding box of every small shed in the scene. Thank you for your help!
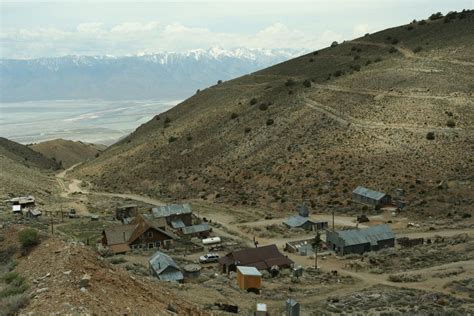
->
[283,215,328,231]
[26,208,42,218]
[149,251,184,282]
[115,204,138,221]
[181,223,210,238]
[352,186,391,208]
[183,264,201,280]
[12,205,21,213]
[236,266,261,291]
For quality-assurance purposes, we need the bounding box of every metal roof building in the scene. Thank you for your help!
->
[283,215,328,231]
[352,186,391,207]
[151,204,192,218]
[181,223,210,235]
[149,251,184,282]
[326,224,395,255]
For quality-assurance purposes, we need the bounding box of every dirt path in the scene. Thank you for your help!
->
[351,40,474,66]
[300,93,467,132]
[55,162,166,207]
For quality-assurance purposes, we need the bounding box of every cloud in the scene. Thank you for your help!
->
[1,21,344,59]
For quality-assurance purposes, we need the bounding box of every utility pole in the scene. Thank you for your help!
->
[51,217,54,235]
[312,228,321,269]
[332,210,335,231]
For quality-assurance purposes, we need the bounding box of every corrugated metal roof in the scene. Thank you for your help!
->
[337,224,394,247]
[158,270,184,282]
[149,251,183,282]
[237,266,262,276]
[283,215,314,228]
[103,225,136,245]
[151,204,192,218]
[181,223,210,235]
[170,218,186,229]
[352,186,387,201]
[29,209,42,216]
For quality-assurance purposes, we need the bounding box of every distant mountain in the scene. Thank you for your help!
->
[0,47,306,102]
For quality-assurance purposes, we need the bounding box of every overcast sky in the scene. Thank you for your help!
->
[0,0,471,59]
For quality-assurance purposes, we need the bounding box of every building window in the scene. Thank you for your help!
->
[155,241,161,248]
[148,243,154,249]
[147,231,153,238]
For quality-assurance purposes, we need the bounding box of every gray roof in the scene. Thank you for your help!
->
[181,223,210,235]
[151,204,192,218]
[170,218,186,229]
[337,224,395,246]
[237,266,262,276]
[283,215,315,228]
[352,186,387,201]
[149,251,183,282]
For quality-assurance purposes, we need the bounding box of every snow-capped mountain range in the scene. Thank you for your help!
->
[1,47,307,102]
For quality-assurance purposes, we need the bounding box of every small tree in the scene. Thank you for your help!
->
[285,79,296,87]
[303,79,311,88]
[250,98,258,105]
[446,119,456,128]
[18,228,39,248]
[331,41,338,48]
[230,113,238,119]
[426,132,435,140]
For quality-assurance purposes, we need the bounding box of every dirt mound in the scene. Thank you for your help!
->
[4,227,205,314]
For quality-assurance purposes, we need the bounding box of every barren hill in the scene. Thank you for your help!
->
[30,139,106,169]
[0,138,58,201]
[76,11,474,217]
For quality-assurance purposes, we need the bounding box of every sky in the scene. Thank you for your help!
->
[0,0,471,59]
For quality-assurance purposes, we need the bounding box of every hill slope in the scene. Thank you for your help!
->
[30,139,106,169]
[0,138,58,201]
[76,11,474,217]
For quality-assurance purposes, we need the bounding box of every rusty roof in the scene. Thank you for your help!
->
[219,244,293,270]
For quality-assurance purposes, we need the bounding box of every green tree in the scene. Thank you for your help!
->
[312,229,322,269]
[18,228,39,248]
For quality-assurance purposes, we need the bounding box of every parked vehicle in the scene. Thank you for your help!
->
[199,253,219,263]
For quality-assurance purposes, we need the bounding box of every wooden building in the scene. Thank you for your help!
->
[236,266,262,291]
[352,186,391,208]
[151,204,193,228]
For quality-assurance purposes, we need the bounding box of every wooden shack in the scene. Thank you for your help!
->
[236,266,262,291]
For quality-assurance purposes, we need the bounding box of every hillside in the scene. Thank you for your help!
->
[0,138,59,202]
[30,139,106,169]
[76,11,474,218]
[0,137,59,170]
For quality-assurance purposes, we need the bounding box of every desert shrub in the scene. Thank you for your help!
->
[244,127,251,134]
[95,153,100,158]
[266,119,274,126]
[230,112,238,119]
[426,132,435,140]
[309,58,314,62]
[351,64,361,71]
[333,70,344,77]
[391,38,399,45]
[429,12,443,20]
[313,51,319,55]
[217,79,223,84]
[374,57,382,63]
[364,33,370,36]
[462,213,472,218]
[98,247,113,257]
[285,79,296,86]
[250,98,258,105]
[365,60,372,66]
[413,46,422,53]
[17,229,39,248]
[389,47,397,54]
[1,294,29,315]
[331,41,338,47]
[407,25,414,30]
[418,19,427,25]
[186,135,192,141]
[164,117,171,124]
[168,136,178,143]
[386,36,392,41]
[446,119,456,128]
[288,90,294,95]
[109,257,127,264]
[353,55,360,60]
[196,89,200,94]
[259,103,268,111]
[2,272,20,284]
[303,79,311,88]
